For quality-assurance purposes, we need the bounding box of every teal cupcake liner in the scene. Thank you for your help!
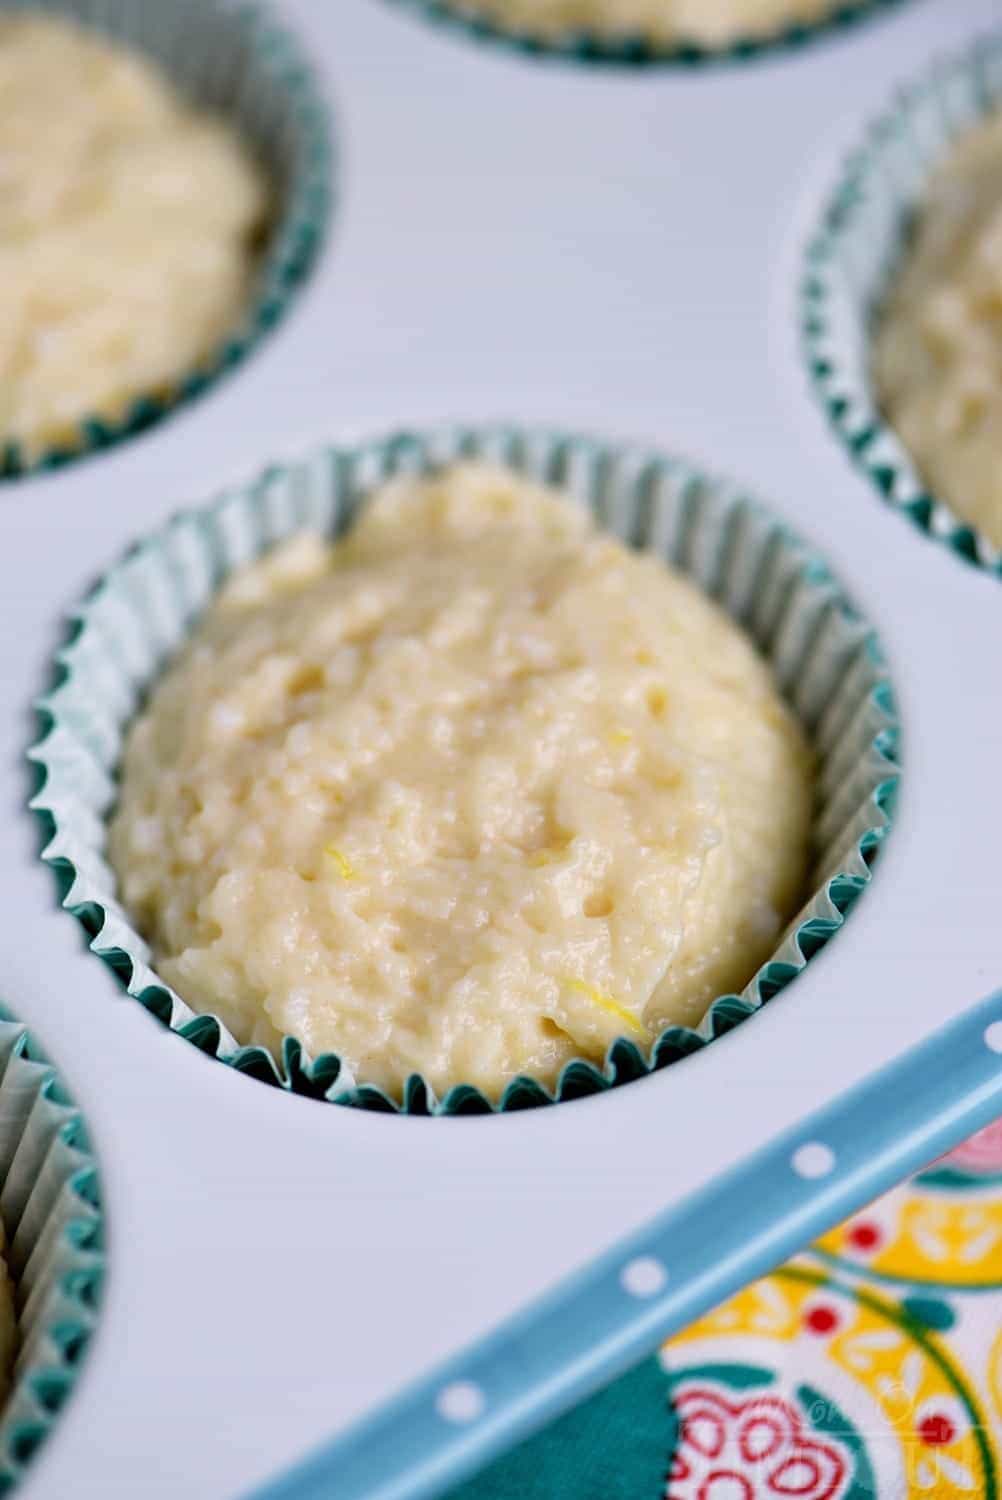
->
[0,1008,104,1492]
[0,0,332,480]
[802,30,1002,577]
[28,425,899,1115]
[380,0,908,69]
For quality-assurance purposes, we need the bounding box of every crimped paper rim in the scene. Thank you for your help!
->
[802,30,1002,578]
[28,425,900,1115]
[379,0,908,68]
[0,1009,104,1490]
[0,0,332,482]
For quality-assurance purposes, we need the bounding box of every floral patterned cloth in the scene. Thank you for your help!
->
[449,1119,1002,1499]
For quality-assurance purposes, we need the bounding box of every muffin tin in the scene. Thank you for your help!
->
[1,0,1001,1496]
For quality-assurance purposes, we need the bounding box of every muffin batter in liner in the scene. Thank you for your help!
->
[803,30,1002,577]
[380,0,908,69]
[0,0,330,479]
[29,426,899,1113]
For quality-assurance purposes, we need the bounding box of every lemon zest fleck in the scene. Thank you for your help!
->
[323,844,356,881]
[529,833,573,867]
[565,979,646,1038]
[609,727,633,746]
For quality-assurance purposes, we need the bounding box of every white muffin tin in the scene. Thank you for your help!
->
[1,0,1001,1496]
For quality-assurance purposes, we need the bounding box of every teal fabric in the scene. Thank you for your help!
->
[444,1359,671,1499]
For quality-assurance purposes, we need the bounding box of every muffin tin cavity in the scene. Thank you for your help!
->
[803,31,1002,577]
[0,0,331,480]
[28,426,900,1116]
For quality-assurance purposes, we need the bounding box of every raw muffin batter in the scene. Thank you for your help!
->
[873,110,1002,551]
[109,464,814,1100]
[0,14,269,458]
[439,0,843,48]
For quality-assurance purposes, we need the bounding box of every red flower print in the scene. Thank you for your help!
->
[667,1385,849,1500]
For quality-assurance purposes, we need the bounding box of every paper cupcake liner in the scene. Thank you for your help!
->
[0,0,331,481]
[0,1008,104,1492]
[802,30,1002,578]
[28,425,899,1115]
[380,0,908,69]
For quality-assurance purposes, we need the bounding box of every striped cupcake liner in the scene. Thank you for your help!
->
[0,1009,104,1492]
[28,425,899,1114]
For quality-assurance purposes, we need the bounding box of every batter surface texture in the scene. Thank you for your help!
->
[109,464,814,1099]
